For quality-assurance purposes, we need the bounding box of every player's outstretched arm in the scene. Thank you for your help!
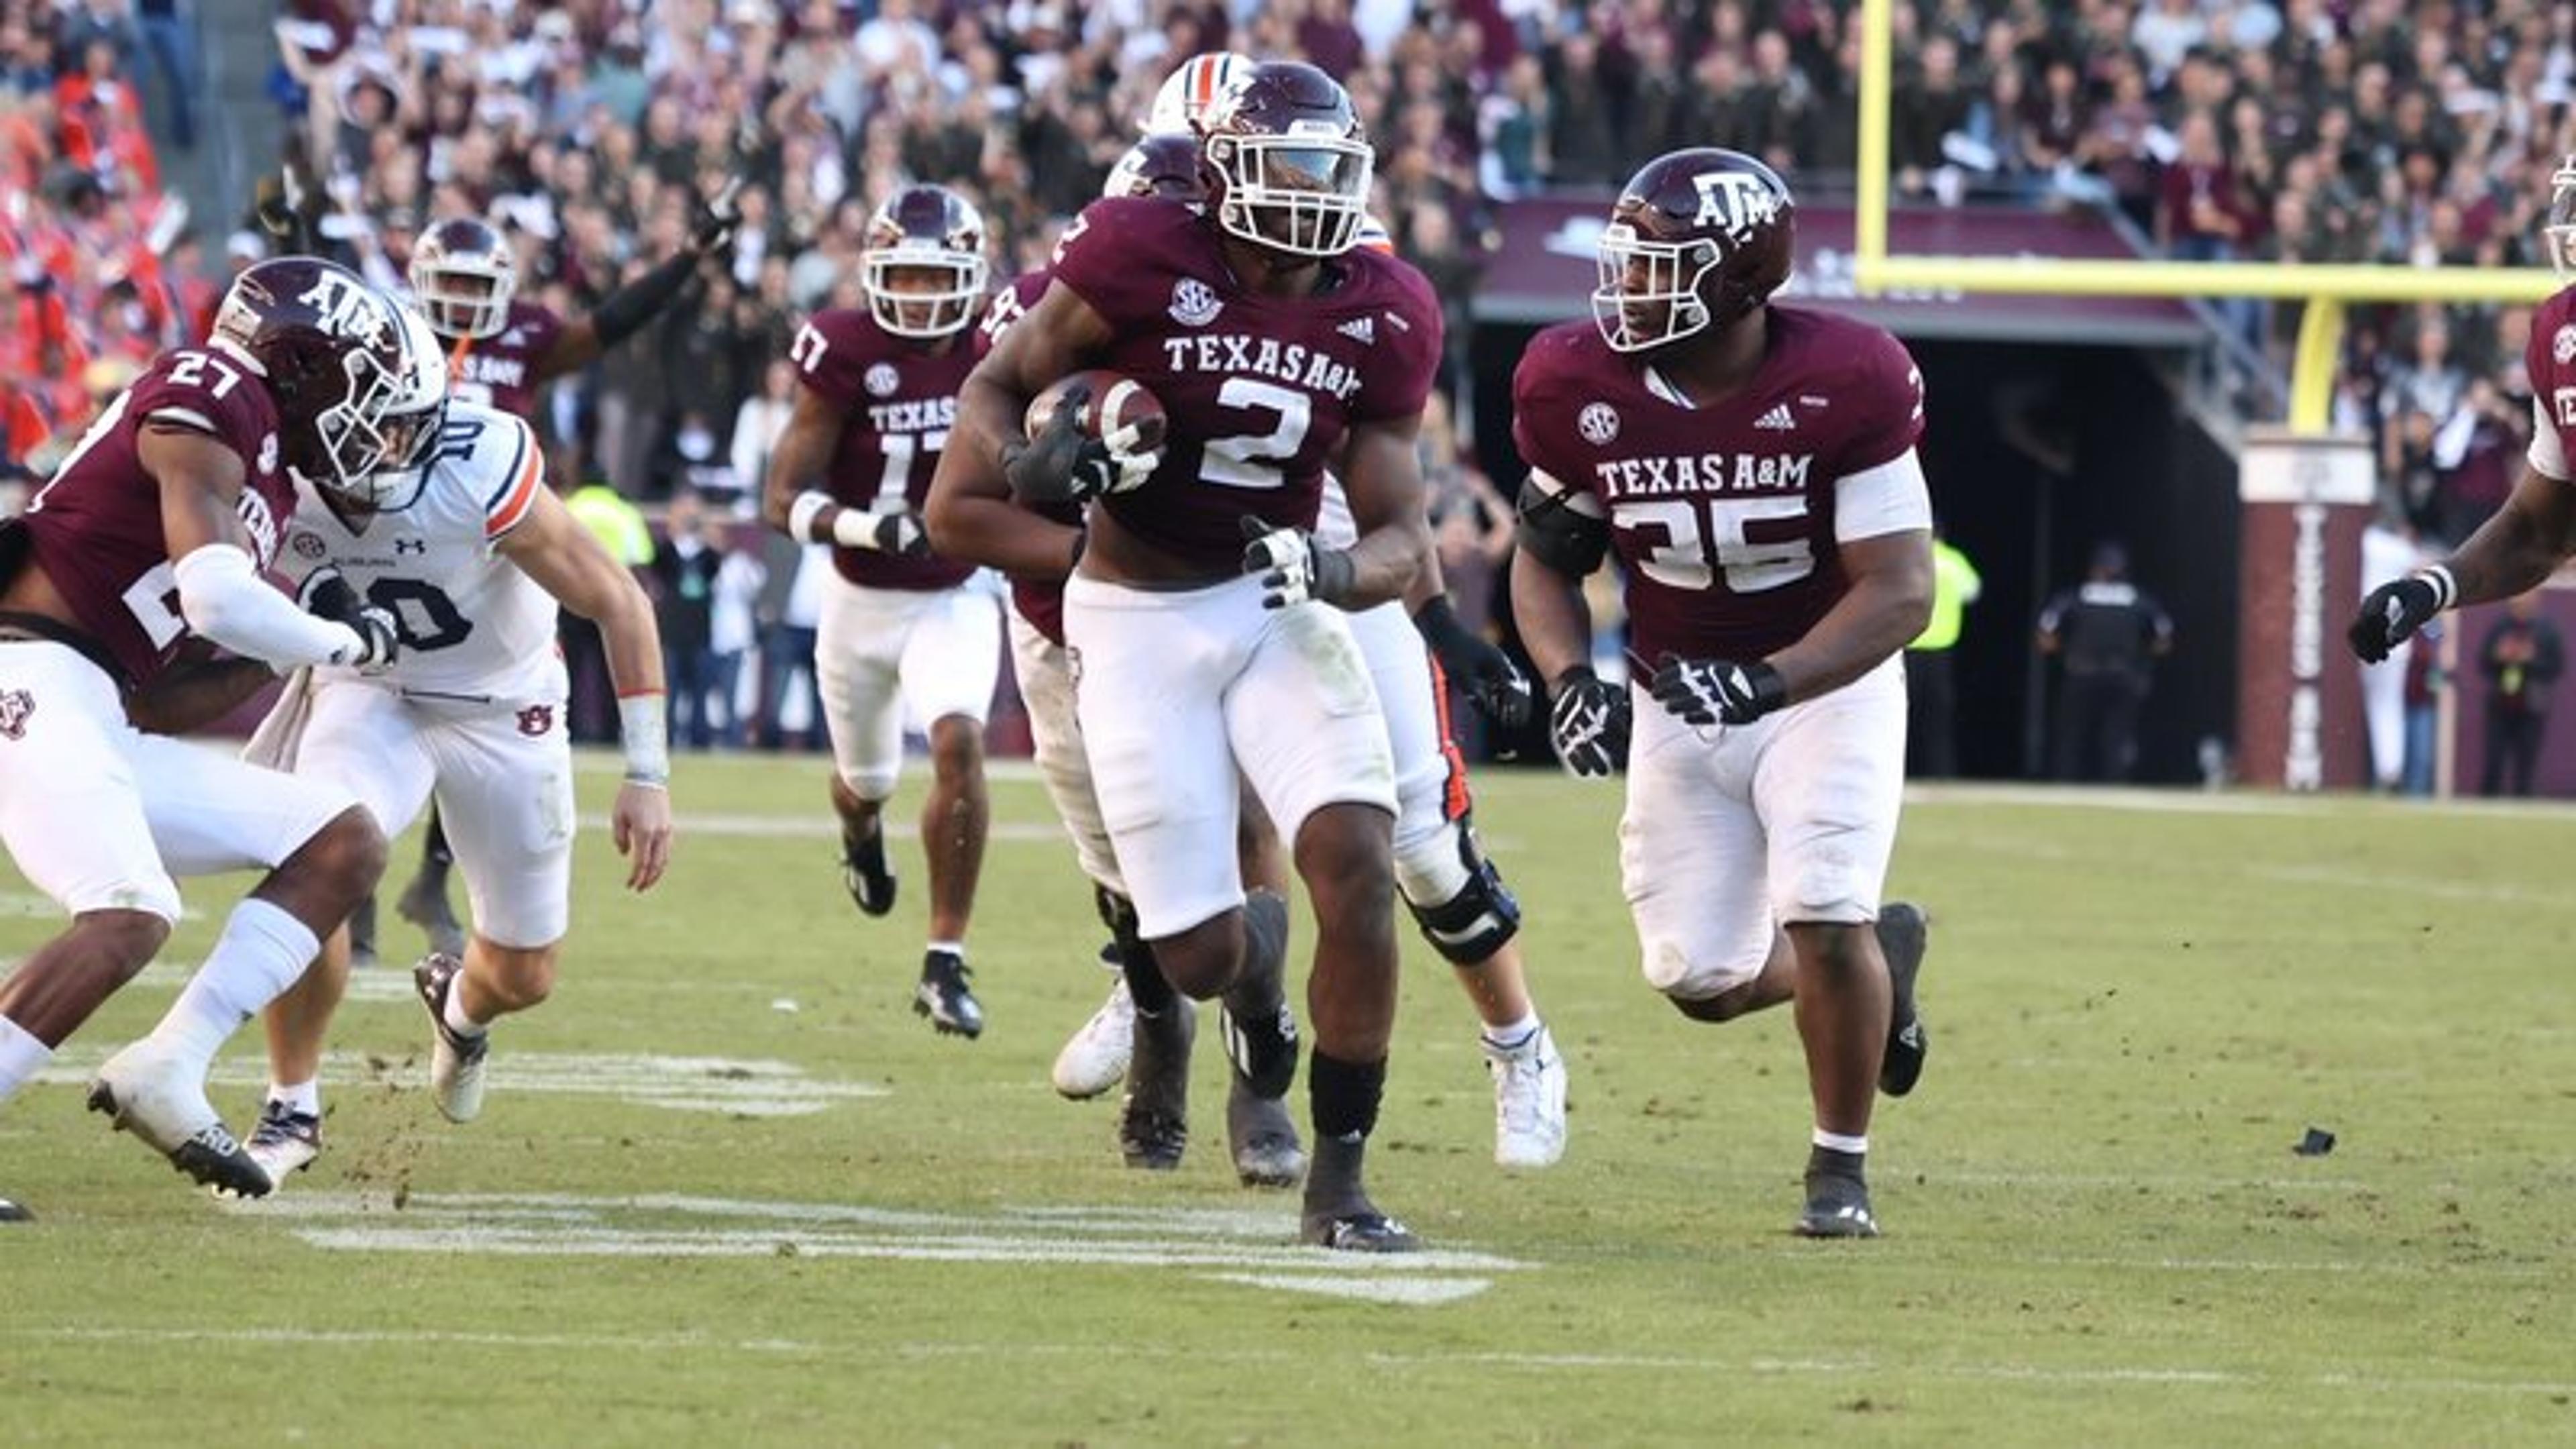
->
[146,428,394,671]
[926,282,1108,578]
[498,485,674,892]
[1328,413,1432,611]
[2353,464,2576,663]
[539,189,737,384]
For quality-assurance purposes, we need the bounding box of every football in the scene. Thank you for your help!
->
[1025,369,1167,455]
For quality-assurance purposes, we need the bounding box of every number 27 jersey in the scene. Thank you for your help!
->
[277,400,562,702]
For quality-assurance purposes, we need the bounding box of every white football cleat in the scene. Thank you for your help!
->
[1051,956,1134,1100]
[415,953,490,1124]
[1486,1023,1568,1169]
[87,1040,271,1198]
[239,1099,323,1190]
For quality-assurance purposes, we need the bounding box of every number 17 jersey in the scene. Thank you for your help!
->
[277,400,562,702]
[790,308,976,593]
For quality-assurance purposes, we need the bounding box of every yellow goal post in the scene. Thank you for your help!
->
[1847,0,2561,432]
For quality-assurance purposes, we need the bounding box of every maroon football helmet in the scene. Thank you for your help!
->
[1593,148,1796,353]
[211,256,440,498]
[1104,132,1207,204]
[409,216,518,339]
[1199,61,1373,258]
[861,184,989,339]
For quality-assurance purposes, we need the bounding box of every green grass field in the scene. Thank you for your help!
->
[3,751,2572,1447]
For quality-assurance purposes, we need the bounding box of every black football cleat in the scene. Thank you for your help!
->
[1226,1072,1306,1189]
[1301,1208,1421,1253]
[86,1041,272,1200]
[842,830,898,918]
[0,1195,30,1223]
[1119,998,1195,1170]
[1794,1151,1880,1239]
[914,950,983,1038]
[1875,902,1930,1097]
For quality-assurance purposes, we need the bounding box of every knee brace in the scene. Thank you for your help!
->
[1402,824,1521,965]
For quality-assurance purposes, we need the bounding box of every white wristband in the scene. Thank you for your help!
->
[617,692,670,786]
[2417,564,2457,614]
[830,508,885,549]
[787,489,834,542]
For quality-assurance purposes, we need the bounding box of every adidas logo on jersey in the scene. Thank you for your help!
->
[1337,317,1375,345]
[1753,403,1798,431]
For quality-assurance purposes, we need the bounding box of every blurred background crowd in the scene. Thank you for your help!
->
[3,0,2573,761]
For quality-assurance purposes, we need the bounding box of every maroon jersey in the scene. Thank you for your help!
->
[1049,197,1444,571]
[978,268,1077,643]
[444,299,566,419]
[2526,286,2576,473]
[18,342,297,686]
[791,305,977,592]
[1512,306,1925,665]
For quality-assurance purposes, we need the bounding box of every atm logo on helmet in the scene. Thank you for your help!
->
[1690,172,1780,242]
[296,270,392,347]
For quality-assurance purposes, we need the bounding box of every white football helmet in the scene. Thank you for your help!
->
[321,301,450,510]
[1144,50,1254,138]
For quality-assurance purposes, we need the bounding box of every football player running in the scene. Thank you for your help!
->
[764,185,1002,1039]
[0,257,403,1203]
[377,191,735,962]
[1043,54,1570,1171]
[2353,159,2576,682]
[1510,150,1936,1238]
[236,300,674,1183]
[976,134,1307,1187]
[930,62,1442,1250]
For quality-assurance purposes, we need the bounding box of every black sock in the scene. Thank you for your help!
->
[1308,1049,1385,1142]
[1224,890,1289,1016]
[1120,938,1178,1016]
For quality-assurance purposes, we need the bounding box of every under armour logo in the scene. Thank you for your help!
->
[395,538,427,555]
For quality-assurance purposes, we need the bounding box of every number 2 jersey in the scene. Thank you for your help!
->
[276,400,562,702]
[1511,306,1929,667]
[16,341,300,688]
[790,307,976,593]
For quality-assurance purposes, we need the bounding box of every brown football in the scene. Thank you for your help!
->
[1025,369,1168,453]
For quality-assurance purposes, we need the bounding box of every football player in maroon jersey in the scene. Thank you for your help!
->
[2355,158,2576,671]
[1510,150,1937,1238]
[0,258,433,1203]
[378,193,736,962]
[763,184,1002,1039]
[930,62,1443,1251]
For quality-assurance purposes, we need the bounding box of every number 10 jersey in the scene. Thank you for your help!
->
[277,400,563,703]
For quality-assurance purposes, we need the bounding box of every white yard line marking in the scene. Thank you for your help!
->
[34,1052,884,1116]
[10,1326,2572,1398]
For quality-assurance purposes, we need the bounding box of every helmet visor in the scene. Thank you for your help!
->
[1215,134,1373,258]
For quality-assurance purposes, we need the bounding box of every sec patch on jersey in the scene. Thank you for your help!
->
[1025,370,1167,458]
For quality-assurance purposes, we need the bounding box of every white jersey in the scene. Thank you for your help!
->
[278,401,561,702]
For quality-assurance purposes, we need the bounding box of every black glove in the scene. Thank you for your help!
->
[1413,596,1533,729]
[1549,666,1629,777]
[873,511,930,559]
[689,178,743,256]
[1003,382,1155,505]
[295,566,364,625]
[1239,516,1355,609]
[2350,570,2451,663]
[343,604,401,673]
[1650,656,1788,727]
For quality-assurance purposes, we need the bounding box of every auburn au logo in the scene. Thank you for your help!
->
[517,704,554,738]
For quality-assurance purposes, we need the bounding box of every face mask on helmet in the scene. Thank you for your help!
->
[863,248,989,338]
[409,222,517,341]
[314,304,450,509]
[1206,127,1375,259]
[2546,156,2576,280]
[1591,222,1724,353]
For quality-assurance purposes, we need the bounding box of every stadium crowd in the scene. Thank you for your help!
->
[5,0,2575,738]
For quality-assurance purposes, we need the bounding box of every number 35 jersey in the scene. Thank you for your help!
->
[1511,306,1929,668]
[277,400,562,702]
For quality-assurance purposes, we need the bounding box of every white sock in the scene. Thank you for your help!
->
[1813,1128,1869,1155]
[926,940,964,959]
[0,1015,54,1104]
[148,900,319,1069]
[1480,1013,1542,1053]
[269,1079,321,1118]
[441,977,488,1038]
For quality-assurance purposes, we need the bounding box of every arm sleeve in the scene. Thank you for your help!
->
[172,543,365,669]
[2528,393,2569,482]
[1834,447,1933,543]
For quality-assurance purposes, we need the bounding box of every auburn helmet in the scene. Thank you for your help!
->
[1199,61,1374,260]
[211,258,441,500]
[2546,154,2576,278]
[1144,51,1254,138]
[1102,132,1207,204]
[1592,148,1796,353]
[409,217,518,340]
[860,184,989,339]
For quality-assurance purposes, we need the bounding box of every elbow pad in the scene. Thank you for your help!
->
[1514,475,1609,576]
[172,545,368,669]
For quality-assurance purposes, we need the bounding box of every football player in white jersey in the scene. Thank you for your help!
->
[241,305,675,1183]
[1045,57,1570,1169]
